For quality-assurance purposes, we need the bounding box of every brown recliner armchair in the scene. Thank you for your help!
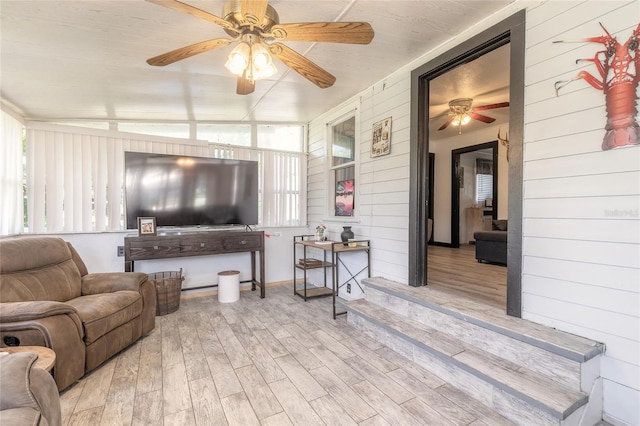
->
[0,351,61,426]
[0,236,156,391]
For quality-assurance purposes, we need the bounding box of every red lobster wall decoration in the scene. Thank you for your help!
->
[554,22,640,150]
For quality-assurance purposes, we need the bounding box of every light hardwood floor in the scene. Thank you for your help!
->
[427,244,506,308]
[60,284,515,426]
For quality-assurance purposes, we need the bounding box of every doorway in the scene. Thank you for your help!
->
[408,11,525,317]
[451,141,498,248]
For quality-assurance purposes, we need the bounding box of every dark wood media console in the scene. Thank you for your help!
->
[124,230,265,298]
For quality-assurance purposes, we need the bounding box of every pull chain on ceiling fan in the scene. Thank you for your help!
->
[145,0,375,95]
[438,98,510,134]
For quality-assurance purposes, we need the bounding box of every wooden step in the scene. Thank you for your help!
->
[363,277,603,376]
[344,277,605,425]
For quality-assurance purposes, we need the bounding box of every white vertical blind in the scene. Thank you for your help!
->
[475,159,493,204]
[0,110,25,235]
[475,174,493,204]
[25,124,213,232]
[261,150,305,226]
[21,123,306,233]
[93,136,106,231]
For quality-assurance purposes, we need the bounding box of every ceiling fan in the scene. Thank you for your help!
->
[438,98,509,133]
[145,0,375,95]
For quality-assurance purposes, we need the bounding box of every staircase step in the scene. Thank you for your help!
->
[347,300,587,423]
[362,277,603,362]
[344,277,605,425]
[362,277,603,390]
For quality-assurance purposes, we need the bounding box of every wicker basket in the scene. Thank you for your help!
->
[148,269,184,316]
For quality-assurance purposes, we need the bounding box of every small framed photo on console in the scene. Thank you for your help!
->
[137,217,157,237]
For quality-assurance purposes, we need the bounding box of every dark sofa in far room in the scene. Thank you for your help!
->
[473,219,507,265]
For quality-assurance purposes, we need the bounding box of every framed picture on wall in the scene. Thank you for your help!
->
[371,117,392,157]
[137,217,157,237]
[335,179,354,216]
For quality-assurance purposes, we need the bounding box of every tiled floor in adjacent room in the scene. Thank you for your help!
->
[60,283,517,426]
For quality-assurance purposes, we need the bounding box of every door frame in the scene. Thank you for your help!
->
[408,10,525,317]
[451,141,498,248]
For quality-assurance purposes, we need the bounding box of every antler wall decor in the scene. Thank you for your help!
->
[498,129,509,162]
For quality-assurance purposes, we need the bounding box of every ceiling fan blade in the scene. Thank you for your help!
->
[237,71,255,95]
[269,22,374,44]
[472,101,509,111]
[269,43,336,88]
[147,38,232,66]
[146,0,237,33]
[438,117,454,131]
[241,0,268,26]
[469,112,496,124]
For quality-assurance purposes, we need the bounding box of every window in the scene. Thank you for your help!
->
[258,125,304,152]
[0,110,25,235]
[16,122,307,234]
[198,124,251,146]
[475,174,493,204]
[117,122,190,139]
[330,114,357,217]
[475,159,493,204]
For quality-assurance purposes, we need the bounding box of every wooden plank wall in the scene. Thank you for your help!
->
[308,1,639,424]
[307,73,413,285]
[523,2,638,425]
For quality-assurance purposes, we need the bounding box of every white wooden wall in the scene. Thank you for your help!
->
[308,1,639,424]
[524,2,639,425]
[308,75,413,285]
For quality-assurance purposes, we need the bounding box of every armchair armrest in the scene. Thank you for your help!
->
[0,301,86,391]
[0,352,62,426]
[0,301,84,344]
[81,272,149,295]
[0,301,79,323]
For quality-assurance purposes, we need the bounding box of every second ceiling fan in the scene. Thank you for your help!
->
[146,0,375,95]
[438,98,509,134]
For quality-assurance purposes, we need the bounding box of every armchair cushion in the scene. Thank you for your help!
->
[0,237,82,302]
[66,242,89,277]
[66,292,142,344]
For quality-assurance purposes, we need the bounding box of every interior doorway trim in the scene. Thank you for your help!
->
[408,10,524,317]
[451,141,499,248]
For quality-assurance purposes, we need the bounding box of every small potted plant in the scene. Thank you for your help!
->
[315,224,326,241]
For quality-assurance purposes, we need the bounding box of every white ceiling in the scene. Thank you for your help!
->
[429,43,511,138]
[1,0,513,124]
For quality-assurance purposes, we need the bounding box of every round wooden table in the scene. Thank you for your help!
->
[1,346,56,371]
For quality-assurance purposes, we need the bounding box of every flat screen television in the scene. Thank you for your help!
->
[124,152,259,229]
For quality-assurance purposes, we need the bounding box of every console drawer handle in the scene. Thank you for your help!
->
[200,243,205,247]
[154,246,159,250]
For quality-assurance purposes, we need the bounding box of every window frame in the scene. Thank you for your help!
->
[325,104,360,220]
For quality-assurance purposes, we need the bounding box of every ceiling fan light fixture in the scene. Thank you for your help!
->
[452,114,471,127]
[250,42,277,79]
[448,98,473,133]
[225,39,276,81]
[225,42,251,76]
